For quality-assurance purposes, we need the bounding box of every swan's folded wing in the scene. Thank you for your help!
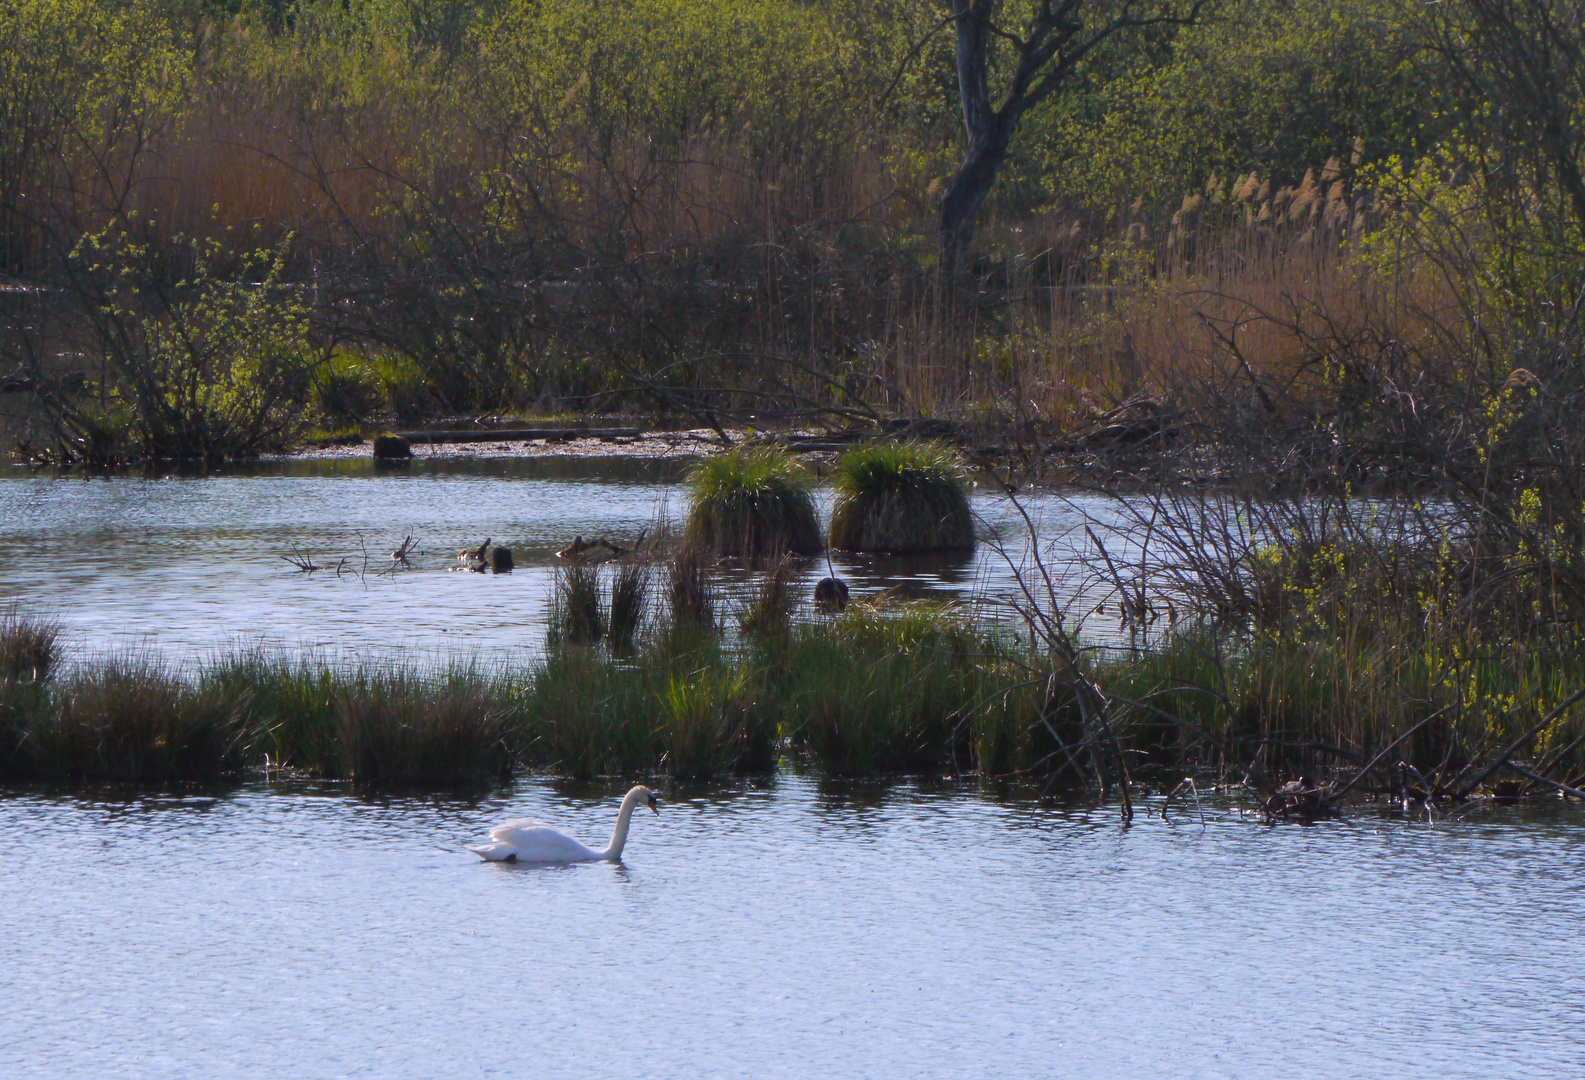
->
[489,818,549,842]
[487,823,598,861]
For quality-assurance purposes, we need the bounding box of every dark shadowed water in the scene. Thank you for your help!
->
[0,457,1127,661]
[1,778,1581,1079]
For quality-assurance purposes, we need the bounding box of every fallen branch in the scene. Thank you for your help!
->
[1503,762,1585,800]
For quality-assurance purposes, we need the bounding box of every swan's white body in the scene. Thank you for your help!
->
[468,785,657,863]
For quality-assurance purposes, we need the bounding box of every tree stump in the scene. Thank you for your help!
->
[814,577,850,612]
[373,434,412,459]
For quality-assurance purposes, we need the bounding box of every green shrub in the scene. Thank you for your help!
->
[65,234,322,460]
[684,448,822,558]
[829,442,974,553]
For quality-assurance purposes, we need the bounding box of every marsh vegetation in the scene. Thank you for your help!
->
[4,1,1585,818]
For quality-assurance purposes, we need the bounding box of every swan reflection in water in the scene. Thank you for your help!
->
[468,786,659,863]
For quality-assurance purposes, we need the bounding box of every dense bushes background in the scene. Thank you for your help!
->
[5,0,1570,457]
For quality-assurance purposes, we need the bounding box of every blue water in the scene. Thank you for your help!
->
[1,778,1581,1079]
[0,457,1123,662]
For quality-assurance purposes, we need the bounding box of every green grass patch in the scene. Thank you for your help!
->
[337,667,513,786]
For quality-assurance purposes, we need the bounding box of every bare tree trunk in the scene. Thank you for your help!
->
[937,1,1206,275]
[939,111,1014,271]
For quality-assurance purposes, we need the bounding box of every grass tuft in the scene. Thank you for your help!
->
[551,563,606,645]
[684,448,822,558]
[664,545,718,632]
[738,554,798,636]
[608,559,650,652]
[829,442,975,553]
[0,608,59,683]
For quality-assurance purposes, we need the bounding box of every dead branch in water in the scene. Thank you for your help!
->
[281,547,319,573]
[383,536,420,576]
[557,533,642,562]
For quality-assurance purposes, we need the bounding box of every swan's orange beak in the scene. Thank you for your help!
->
[648,796,660,814]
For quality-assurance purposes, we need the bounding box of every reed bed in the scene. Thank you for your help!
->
[14,657,249,783]
[0,600,1580,796]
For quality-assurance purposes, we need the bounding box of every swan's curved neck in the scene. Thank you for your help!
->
[600,789,644,860]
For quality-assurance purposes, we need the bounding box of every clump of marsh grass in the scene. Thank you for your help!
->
[0,608,59,683]
[664,544,717,632]
[829,442,975,553]
[551,562,606,645]
[608,558,651,652]
[658,668,772,779]
[771,603,997,775]
[684,447,822,558]
[738,553,798,636]
[201,650,341,774]
[23,658,249,782]
[337,668,511,786]
[0,611,59,775]
[519,651,659,777]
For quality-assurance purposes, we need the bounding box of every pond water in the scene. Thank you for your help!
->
[0,457,1130,662]
[1,777,1581,1079]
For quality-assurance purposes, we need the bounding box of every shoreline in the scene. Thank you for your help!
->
[291,427,735,461]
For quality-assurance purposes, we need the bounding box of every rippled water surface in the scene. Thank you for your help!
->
[0,457,1123,660]
[2,779,1582,1079]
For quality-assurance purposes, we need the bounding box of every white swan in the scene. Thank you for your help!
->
[467,786,659,863]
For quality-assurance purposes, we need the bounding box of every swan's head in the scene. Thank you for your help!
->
[629,785,660,815]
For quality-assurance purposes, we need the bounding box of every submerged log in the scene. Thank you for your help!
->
[491,547,514,573]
